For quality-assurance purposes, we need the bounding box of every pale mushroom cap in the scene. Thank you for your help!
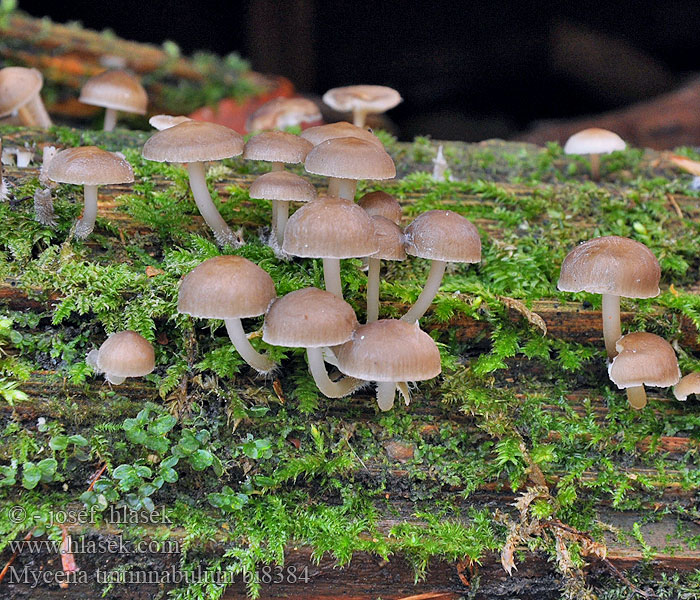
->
[608,332,680,389]
[358,190,402,224]
[142,121,244,163]
[300,122,384,147]
[404,210,481,263]
[0,67,43,117]
[249,171,317,203]
[305,137,396,180]
[563,128,626,155]
[46,146,134,186]
[243,131,313,164]
[178,255,276,319]
[282,196,379,259]
[336,319,441,382]
[674,372,700,401]
[149,114,192,131]
[263,287,359,348]
[96,330,155,378]
[371,215,406,261]
[322,85,402,114]
[79,70,148,115]
[558,236,660,298]
[246,97,321,132]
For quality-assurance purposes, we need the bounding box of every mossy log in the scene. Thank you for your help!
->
[0,128,699,599]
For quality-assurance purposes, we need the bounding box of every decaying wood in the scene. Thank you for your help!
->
[519,76,700,150]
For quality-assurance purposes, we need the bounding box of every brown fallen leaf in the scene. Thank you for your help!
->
[146,265,164,277]
[499,296,547,335]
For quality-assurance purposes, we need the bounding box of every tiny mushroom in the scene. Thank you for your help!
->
[263,287,360,397]
[402,210,481,323]
[608,332,680,409]
[322,85,402,128]
[358,190,402,224]
[304,136,395,201]
[249,170,317,248]
[47,146,134,238]
[336,319,441,411]
[246,97,322,132]
[674,373,700,401]
[142,120,245,247]
[79,70,148,131]
[563,127,626,181]
[0,67,52,129]
[148,114,192,131]
[557,236,660,359]
[366,216,406,323]
[301,121,384,148]
[86,331,155,385]
[178,255,277,373]
[283,196,378,298]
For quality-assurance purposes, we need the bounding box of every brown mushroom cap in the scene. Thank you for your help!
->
[358,190,402,224]
[563,128,626,155]
[404,210,481,263]
[336,319,441,382]
[305,137,396,181]
[246,97,321,132]
[608,332,680,389]
[97,330,155,378]
[178,255,276,319]
[243,131,313,164]
[142,120,244,163]
[263,287,359,347]
[149,114,192,131]
[674,372,700,401]
[47,146,134,186]
[249,171,317,203]
[557,236,660,298]
[322,85,402,115]
[79,70,147,115]
[371,216,406,261]
[0,67,43,117]
[300,122,384,147]
[282,196,378,259]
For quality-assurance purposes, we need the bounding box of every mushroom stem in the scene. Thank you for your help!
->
[366,257,381,323]
[376,381,396,411]
[335,178,357,202]
[402,260,447,323]
[626,385,647,410]
[224,318,276,374]
[397,381,411,405]
[601,293,621,359]
[306,347,359,398]
[75,184,99,238]
[105,373,126,386]
[323,258,343,298]
[103,108,118,132]
[274,200,289,247]
[353,109,368,128]
[590,153,601,181]
[17,95,52,129]
[186,161,239,247]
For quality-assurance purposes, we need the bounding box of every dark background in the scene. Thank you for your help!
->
[18,0,700,141]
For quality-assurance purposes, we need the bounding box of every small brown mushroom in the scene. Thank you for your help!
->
[402,210,481,323]
[178,256,277,373]
[322,85,402,128]
[336,319,441,411]
[47,146,134,238]
[300,121,384,147]
[79,70,148,131]
[563,128,626,180]
[608,332,680,409]
[148,114,192,131]
[358,190,402,224]
[674,373,700,401]
[86,331,155,385]
[558,236,660,359]
[366,216,406,323]
[246,97,322,133]
[263,287,360,397]
[0,67,52,129]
